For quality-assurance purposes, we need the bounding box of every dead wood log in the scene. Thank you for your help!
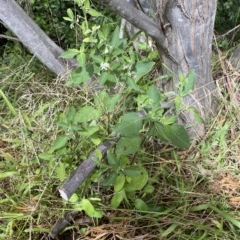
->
[58,135,120,201]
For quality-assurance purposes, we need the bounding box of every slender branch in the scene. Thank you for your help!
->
[0,34,20,41]
[98,0,168,50]
[217,24,240,38]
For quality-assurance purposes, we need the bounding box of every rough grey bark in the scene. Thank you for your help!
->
[156,0,218,137]
[230,44,240,69]
[0,0,78,75]
[100,0,218,138]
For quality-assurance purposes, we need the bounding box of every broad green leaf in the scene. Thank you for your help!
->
[69,193,79,203]
[74,106,98,123]
[114,174,125,192]
[72,203,83,211]
[0,172,17,179]
[148,50,159,61]
[90,54,104,64]
[112,48,124,57]
[137,41,149,51]
[92,210,103,218]
[143,185,155,194]
[114,112,142,137]
[38,153,55,160]
[81,199,95,217]
[87,8,102,17]
[97,30,105,40]
[90,135,101,145]
[51,135,68,151]
[111,190,125,208]
[56,162,66,182]
[76,52,86,66]
[63,17,72,22]
[107,151,118,166]
[134,61,155,76]
[116,136,142,155]
[111,62,120,71]
[102,171,118,186]
[123,166,142,177]
[79,126,99,137]
[71,124,82,131]
[95,91,110,107]
[67,106,76,122]
[83,37,93,43]
[181,70,195,97]
[169,124,190,149]
[155,122,170,142]
[160,115,177,125]
[126,78,141,91]
[59,49,79,59]
[110,26,120,47]
[119,155,130,167]
[67,66,93,86]
[148,85,161,105]
[83,0,90,8]
[125,166,148,191]
[95,149,103,161]
[108,73,116,83]
[67,8,74,19]
[90,134,102,146]
[134,198,148,211]
[174,95,182,112]
[178,72,185,82]
[102,24,111,39]
[107,93,121,112]
[100,72,109,86]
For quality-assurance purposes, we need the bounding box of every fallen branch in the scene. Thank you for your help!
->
[58,134,120,201]
[49,211,79,239]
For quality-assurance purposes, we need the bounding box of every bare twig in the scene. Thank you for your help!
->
[0,34,20,41]
[217,24,240,38]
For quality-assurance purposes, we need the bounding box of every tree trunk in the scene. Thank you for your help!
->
[154,0,218,137]
[0,0,77,75]
[100,0,218,138]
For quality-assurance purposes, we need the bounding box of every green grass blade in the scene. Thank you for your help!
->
[209,204,240,229]
[0,89,17,117]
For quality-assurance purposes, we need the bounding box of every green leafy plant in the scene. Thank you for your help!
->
[39,2,199,215]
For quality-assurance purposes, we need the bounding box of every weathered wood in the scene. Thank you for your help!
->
[230,44,240,69]
[58,135,120,201]
[0,0,78,75]
[49,211,79,239]
[156,0,218,137]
